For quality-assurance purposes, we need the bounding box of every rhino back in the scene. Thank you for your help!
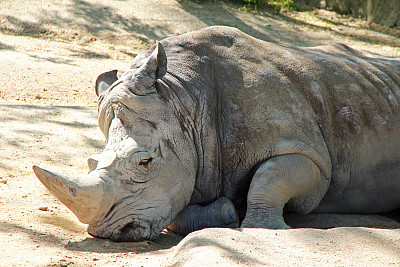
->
[159,26,400,211]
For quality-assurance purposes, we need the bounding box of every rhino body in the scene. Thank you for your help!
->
[33,26,400,241]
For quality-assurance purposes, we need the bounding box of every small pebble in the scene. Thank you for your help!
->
[39,206,48,211]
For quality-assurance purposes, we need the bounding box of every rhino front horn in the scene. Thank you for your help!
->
[32,165,114,225]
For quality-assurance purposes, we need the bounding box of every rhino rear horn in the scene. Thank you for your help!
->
[95,69,119,96]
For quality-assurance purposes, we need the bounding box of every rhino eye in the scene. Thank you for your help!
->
[139,158,152,173]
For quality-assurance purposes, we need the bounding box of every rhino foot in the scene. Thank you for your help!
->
[167,197,239,235]
[241,211,291,229]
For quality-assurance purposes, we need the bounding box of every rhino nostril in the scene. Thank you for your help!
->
[118,223,145,242]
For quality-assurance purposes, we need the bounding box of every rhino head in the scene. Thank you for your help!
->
[33,42,198,241]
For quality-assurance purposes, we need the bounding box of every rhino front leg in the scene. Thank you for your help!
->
[167,197,239,235]
[241,153,322,229]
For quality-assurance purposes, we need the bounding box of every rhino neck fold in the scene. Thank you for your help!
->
[159,73,223,204]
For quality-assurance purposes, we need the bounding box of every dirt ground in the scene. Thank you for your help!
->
[0,0,399,266]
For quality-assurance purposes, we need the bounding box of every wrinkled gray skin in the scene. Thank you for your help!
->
[33,26,400,242]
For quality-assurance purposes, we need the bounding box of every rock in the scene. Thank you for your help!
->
[172,227,400,266]
[172,214,400,265]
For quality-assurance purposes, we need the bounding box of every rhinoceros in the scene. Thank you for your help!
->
[33,26,400,241]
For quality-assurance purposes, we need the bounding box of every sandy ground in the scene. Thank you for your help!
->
[0,0,400,266]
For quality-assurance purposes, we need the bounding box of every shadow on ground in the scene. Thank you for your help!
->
[0,105,104,175]
[66,231,183,253]
[0,220,67,248]
[285,212,400,229]
[1,0,399,55]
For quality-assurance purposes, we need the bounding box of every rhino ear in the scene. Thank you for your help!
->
[95,70,119,96]
[146,42,167,80]
[130,42,167,95]
[155,42,167,79]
